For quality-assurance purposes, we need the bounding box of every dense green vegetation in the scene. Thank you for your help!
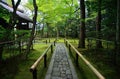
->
[66,38,120,79]
[0,0,120,79]
[0,43,50,79]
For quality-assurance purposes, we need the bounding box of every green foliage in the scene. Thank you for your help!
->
[0,6,11,22]
[6,0,12,5]
[0,28,30,41]
[85,0,117,41]
[13,30,30,40]
[24,0,34,10]
[25,0,78,37]
[0,26,6,40]
[25,0,78,27]
[1,44,50,79]
[13,30,30,36]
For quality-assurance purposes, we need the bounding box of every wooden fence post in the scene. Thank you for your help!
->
[44,54,47,68]
[69,44,71,53]
[46,40,47,44]
[76,53,78,66]
[51,45,53,53]
[66,41,67,47]
[54,41,55,46]
[32,68,37,79]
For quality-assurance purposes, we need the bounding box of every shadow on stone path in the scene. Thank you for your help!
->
[45,43,78,79]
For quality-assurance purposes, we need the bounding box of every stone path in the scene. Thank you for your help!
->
[45,43,78,79]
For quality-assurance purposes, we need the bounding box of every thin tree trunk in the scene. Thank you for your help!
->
[25,0,38,58]
[64,20,67,38]
[46,23,49,38]
[41,19,45,38]
[75,26,78,38]
[96,0,102,48]
[0,46,3,62]
[56,27,59,39]
[78,0,85,48]
[65,27,67,38]
[41,23,44,38]
[116,0,120,66]
[11,0,21,26]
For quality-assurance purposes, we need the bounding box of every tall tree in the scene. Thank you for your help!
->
[25,0,38,58]
[0,0,21,62]
[11,0,21,26]
[116,0,120,66]
[96,0,102,48]
[78,0,85,48]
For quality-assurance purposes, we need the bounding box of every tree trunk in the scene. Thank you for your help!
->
[78,0,85,48]
[41,22,44,38]
[0,46,3,62]
[96,0,102,48]
[116,0,120,66]
[64,20,67,38]
[46,23,49,38]
[56,27,59,39]
[65,27,67,38]
[11,0,21,26]
[25,0,38,58]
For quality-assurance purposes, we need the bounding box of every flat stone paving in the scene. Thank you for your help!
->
[45,43,78,79]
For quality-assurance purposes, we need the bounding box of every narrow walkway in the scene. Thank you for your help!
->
[45,43,78,79]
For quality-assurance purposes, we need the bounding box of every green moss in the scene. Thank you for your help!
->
[0,43,53,79]
[67,38,119,79]
[14,44,51,79]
